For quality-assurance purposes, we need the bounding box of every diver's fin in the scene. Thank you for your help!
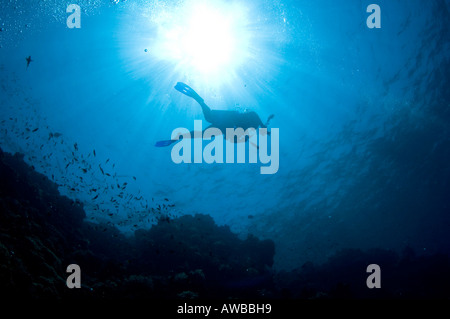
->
[155,140,176,147]
[174,82,204,103]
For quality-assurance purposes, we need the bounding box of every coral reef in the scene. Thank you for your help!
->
[0,148,274,299]
[1,147,449,299]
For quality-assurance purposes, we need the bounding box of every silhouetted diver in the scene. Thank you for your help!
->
[26,56,33,69]
[155,82,274,147]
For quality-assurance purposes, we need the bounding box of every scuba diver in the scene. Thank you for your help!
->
[155,82,274,147]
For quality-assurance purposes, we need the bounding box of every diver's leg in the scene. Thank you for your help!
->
[199,101,213,123]
[187,125,219,138]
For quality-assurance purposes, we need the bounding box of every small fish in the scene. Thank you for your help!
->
[164,198,169,201]
[99,165,104,175]
[132,176,137,180]
[32,128,39,132]
[93,149,96,157]
[26,56,33,69]
[92,194,99,200]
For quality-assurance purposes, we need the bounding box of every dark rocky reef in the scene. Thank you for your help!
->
[0,149,86,298]
[276,247,450,299]
[1,147,449,299]
[0,148,274,299]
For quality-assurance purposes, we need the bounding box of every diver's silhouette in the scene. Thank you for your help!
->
[26,56,33,69]
[155,82,274,147]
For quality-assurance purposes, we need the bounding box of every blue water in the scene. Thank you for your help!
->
[1,0,449,271]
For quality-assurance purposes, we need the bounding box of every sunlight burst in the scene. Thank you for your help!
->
[151,0,250,84]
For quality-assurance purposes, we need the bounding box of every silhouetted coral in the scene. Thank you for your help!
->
[1,147,449,299]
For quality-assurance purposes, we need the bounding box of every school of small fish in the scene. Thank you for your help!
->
[0,71,177,231]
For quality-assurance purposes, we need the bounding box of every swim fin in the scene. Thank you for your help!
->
[155,140,176,147]
[174,82,204,103]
